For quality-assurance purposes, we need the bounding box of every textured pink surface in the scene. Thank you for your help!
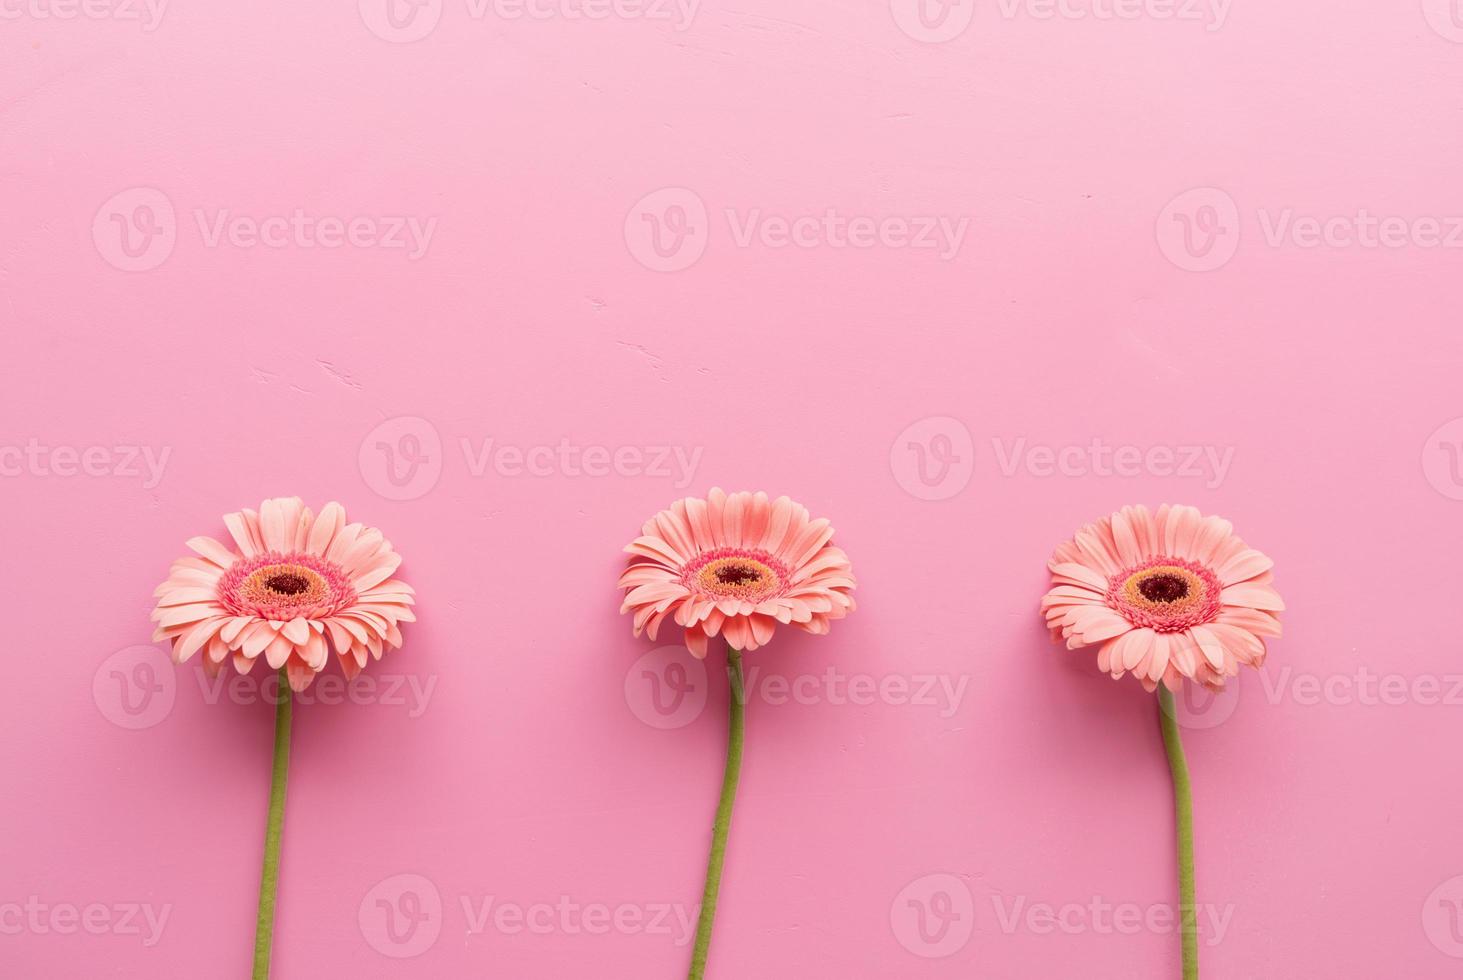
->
[4,2,1463,977]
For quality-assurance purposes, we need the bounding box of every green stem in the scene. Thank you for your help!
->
[688,648,746,980]
[252,670,292,980]
[1157,687,1198,980]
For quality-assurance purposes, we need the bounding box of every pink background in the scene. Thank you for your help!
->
[5,1,1463,977]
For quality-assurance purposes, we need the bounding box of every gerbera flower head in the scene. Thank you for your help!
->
[1041,504,1282,692]
[151,497,416,691]
[619,488,856,657]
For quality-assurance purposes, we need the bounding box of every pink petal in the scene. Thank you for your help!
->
[186,536,238,569]
[1220,584,1285,611]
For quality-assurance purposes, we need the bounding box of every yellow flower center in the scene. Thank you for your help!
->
[696,556,780,600]
[1121,565,1206,615]
[243,563,328,607]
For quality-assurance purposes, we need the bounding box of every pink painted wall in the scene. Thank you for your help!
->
[4,1,1463,976]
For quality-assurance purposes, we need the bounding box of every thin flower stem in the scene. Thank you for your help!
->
[688,648,746,980]
[252,670,292,980]
[1157,686,1198,980]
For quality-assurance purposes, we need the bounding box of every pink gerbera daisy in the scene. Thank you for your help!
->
[621,489,856,980]
[151,496,415,692]
[618,488,856,658]
[1041,504,1282,692]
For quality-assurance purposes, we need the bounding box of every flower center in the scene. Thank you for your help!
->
[1137,573,1189,604]
[683,548,787,603]
[218,552,356,621]
[715,563,765,587]
[1106,558,1221,634]
[264,572,312,596]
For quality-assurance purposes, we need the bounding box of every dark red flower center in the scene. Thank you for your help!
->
[715,564,764,587]
[1137,573,1189,604]
[684,548,789,603]
[217,552,356,621]
[1106,558,1222,634]
[265,572,312,596]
